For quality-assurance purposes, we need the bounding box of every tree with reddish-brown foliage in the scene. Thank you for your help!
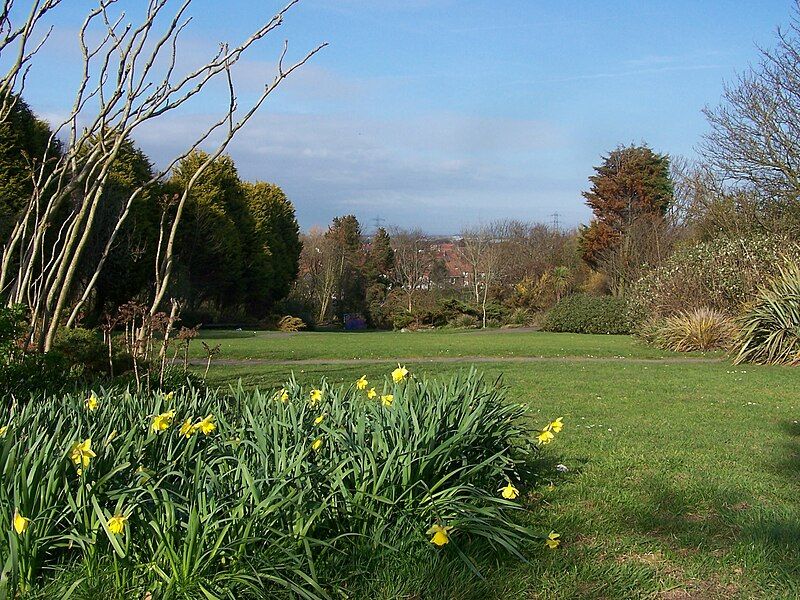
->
[579,145,675,295]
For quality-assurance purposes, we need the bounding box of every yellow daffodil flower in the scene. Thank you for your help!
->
[0,425,8,437]
[356,376,368,390]
[391,365,409,383]
[381,394,394,407]
[309,389,323,405]
[13,510,30,535]
[107,513,128,535]
[547,417,564,433]
[180,419,195,438]
[367,388,377,400]
[85,392,99,411]
[537,430,555,445]
[500,482,519,500]
[545,531,560,549]
[277,388,289,403]
[162,391,174,402]
[311,438,323,451]
[69,438,96,469]
[427,523,453,546]
[314,414,326,425]
[197,414,216,435]
[151,409,176,432]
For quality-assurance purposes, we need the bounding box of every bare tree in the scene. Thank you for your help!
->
[459,224,505,328]
[294,227,339,324]
[0,0,325,350]
[701,2,800,232]
[593,213,677,297]
[391,228,434,316]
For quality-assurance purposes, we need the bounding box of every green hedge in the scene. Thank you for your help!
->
[542,293,633,335]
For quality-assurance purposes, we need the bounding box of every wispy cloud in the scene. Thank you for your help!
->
[129,109,586,231]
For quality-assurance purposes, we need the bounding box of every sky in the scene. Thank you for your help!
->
[11,0,794,232]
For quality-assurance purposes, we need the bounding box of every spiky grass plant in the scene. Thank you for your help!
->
[653,308,738,352]
[735,264,800,365]
[0,368,554,598]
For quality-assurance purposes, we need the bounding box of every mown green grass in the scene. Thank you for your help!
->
[196,331,799,599]
[191,329,715,361]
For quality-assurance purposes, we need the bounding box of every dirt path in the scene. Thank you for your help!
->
[191,355,724,367]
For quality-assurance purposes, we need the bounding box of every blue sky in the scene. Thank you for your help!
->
[15,0,793,232]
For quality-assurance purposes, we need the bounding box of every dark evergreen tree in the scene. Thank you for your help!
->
[243,181,302,316]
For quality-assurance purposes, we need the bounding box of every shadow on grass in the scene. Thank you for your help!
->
[608,465,800,596]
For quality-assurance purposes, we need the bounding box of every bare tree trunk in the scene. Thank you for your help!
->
[0,0,326,349]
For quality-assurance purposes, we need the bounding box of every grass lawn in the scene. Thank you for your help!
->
[196,331,797,599]
[190,328,717,361]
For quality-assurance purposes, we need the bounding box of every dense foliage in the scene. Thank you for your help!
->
[542,294,633,335]
[0,369,557,598]
[629,235,800,320]
[578,145,674,295]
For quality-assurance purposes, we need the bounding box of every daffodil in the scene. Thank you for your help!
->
[311,438,323,451]
[162,391,175,402]
[107,513,128,535]
[0,424,8,437]
[391,365,409,383]
[427,523,453,546]
[356,376,368,390]
[314,414,326,426]
[547,417,564,433]
[309,389,323,405]
[197,414,216,435]
[277,388,289,403]
[180,419,195,438]
[69,438,96,469]
[545,531,560,549]
[500,482,519,500]
[381,394,394,407]
[367,388,377,400]
[13,510,30,535]
[151,409,176,432]
[537,430,555,445]
[85,392,99,411]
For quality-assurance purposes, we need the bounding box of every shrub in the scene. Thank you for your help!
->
[450,313,478,329]
[0,369,555,598]
[630,235,800,319]
[651,308,737,352]
[506,308,533,327]
[0,305,75,400]
[277,315,307,332]
[542,293,633,334]
[735,265,800,365]
[51,327,109,376]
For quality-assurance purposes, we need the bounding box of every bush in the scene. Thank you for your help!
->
[0,305,75,400]
[450,313,478,329]
[630,235,800,319]
[542,293,633,334]
[650,308,737,352]
[506,308,533,327]
[277,315,307,332]
[735,265,800,365]
[51,327,109,376]
[0,369,556,598]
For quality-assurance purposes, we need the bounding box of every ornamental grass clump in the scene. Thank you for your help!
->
[0,369,558,598]
[735,264,800,365]
[653,307,738,352]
